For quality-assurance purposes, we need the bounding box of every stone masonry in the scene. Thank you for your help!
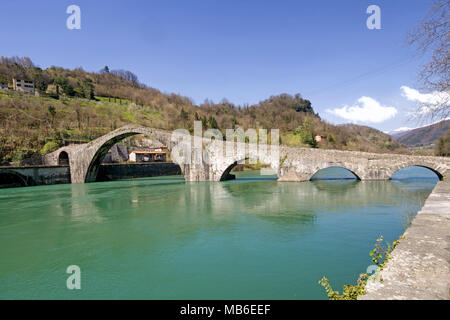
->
[42,124,449,183]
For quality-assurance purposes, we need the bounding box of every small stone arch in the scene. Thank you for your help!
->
[389,164,444,181]
[58,151,70,166]
[219,158,278,181]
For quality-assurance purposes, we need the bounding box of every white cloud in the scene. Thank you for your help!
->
[326,96,397,123]
[400,86,448,104]
[401,86,450,115]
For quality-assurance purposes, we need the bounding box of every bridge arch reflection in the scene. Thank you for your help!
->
[310,166,361,181]
[0,170,30,188]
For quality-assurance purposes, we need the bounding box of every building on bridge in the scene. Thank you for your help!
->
[129,147,167,163]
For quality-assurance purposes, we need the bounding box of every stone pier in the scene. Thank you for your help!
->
[360,181,450,300]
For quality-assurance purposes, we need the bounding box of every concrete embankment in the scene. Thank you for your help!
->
[360,181,450,300]
[96,162,181,181]
[0,165,71,187]
[0,163,182,187]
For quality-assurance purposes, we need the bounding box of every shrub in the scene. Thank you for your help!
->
[318,236,401,300]
[40,141,60,155]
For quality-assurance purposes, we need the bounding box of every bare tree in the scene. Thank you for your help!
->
[408,0,449,120]
[111,69,139,85]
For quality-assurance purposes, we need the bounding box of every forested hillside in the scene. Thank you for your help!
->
[0,56,409,163]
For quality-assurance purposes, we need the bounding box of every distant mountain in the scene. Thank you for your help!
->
[389,127,417,140]
[338,124,409,153]
[390,119,450,147]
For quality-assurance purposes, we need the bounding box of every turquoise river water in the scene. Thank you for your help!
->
[0,166,439,299]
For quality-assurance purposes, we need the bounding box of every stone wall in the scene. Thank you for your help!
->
[0,166,71,187]
[0,163,183,188]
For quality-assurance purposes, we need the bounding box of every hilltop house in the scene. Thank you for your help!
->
[12,78,35,95]
[315,135,327,143]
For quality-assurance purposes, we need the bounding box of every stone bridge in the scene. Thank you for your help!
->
[42,124,449,184]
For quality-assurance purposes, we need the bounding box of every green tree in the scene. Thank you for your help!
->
[295,117,317,147]
[179,108,189,121]
[40,142,59,155]
[54,77,74,96]
[40,133,63,155]
[48,105,56,127]
[31,71,50,92]
[292,94,314,114]
[327,134,336,143]
[231,116,239,129]
[81,78,95,99]
[100,66,110,74]
[207,116,219,129]
[435,130,450,156]
[194,112,208,130]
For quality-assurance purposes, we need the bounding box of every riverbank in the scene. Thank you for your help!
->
[360,181,450,300]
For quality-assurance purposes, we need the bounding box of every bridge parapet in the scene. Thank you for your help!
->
[277,146,449,182]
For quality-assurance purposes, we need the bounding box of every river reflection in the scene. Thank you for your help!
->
[0,168,438,299]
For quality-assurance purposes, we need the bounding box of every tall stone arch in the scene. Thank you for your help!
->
[68,125,178,183]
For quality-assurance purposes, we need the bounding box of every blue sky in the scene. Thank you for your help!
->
[0,0,438,132]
